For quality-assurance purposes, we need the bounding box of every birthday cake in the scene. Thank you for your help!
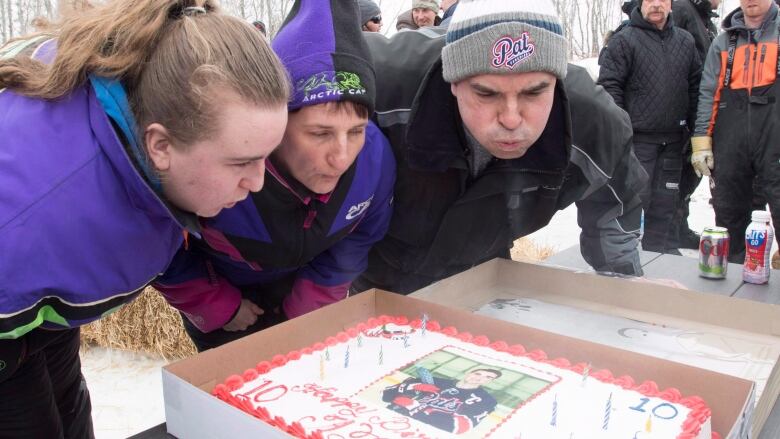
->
[213,315,714,438]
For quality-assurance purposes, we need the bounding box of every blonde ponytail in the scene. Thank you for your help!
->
[0,0,289,146]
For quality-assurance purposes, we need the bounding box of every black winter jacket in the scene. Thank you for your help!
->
[673,0,719,63]
[356,29,647,294]
[598,8,702,138]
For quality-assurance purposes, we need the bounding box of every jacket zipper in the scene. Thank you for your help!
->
[749,41,758,93]
[454,164,562,207]
[485,161,562,177]
[303,208,317,229]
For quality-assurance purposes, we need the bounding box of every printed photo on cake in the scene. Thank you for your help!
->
[356,346,559,436]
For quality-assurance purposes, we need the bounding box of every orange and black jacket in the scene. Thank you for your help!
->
[694,4,780,136]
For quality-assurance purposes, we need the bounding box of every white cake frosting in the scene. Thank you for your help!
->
[217,318,712,439]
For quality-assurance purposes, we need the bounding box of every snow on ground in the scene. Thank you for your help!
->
[528,177,775,258]
[527,177,716,255]
[80,348,168,438]
[83,177,770,438]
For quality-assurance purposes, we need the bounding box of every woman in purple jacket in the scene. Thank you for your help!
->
[0,0,289,436]
[155,0,396,351]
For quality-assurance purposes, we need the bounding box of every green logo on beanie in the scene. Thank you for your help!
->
[0,360,5,372]
[298,71,366,104]
[333,72,363,92]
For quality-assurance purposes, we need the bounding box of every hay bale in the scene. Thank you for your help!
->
[80,286,196,360]
[511,237,555,263]
[80,238,552,359]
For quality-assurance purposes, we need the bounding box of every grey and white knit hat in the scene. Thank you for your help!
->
[413,0,440,13]
[442,0,568,83]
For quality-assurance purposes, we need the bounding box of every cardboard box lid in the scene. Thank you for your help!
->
[165,290,753,437]
[411,258,780,436]
[413,259,780,336]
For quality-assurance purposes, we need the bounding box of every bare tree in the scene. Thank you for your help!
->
[1,0,296,45]
[5,0,14,42]
[0,0,62,44]
[17,0,29,36]
[380,0,408,36]
[1,1,7,42]
[3,0,624,52]
[551,0,621,60]
[219,0,294,37]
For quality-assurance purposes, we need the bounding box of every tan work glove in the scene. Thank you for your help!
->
[691,136,714,177]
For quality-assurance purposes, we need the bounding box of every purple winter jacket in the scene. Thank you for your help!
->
[0,39,191,339]
[154,122,395,332]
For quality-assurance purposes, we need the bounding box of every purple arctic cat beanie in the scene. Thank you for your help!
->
[272,0,376,114]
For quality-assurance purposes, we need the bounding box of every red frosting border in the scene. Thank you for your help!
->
[212,315,716,439]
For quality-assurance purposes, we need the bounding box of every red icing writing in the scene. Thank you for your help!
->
[292,383,377,414]
[315,416,434,439]
[298,409,434,438]
[239,378,289,403]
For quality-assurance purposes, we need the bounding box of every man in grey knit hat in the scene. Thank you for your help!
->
[358,0,383,32]
[355,0,648,294]
[412,0,440,27]
[397,0,442,30]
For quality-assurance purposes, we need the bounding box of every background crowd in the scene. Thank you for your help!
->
[599,0,779,263]
[1,0,777,437]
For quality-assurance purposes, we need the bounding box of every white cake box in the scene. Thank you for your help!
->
[162,277,755,439]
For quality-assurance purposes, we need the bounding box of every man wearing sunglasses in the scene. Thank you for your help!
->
[359,0,383,32]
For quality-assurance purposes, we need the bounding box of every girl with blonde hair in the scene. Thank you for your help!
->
[0,1,289,436]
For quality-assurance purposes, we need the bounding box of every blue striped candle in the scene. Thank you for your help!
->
[603,392,612,430]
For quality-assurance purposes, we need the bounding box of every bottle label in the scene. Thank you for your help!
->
[744,226,772,283]
[747,229,768,246]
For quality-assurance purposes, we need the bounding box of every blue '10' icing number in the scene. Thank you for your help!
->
[629,397,679,420]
